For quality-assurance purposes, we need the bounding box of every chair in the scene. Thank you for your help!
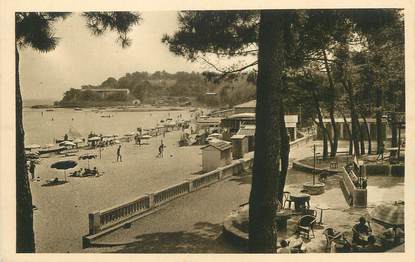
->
[297,215,316,239]
[305,209,317,217]
[283,191,293,209]
[323,228,350,251]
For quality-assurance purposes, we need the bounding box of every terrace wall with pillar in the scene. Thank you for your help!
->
[315,118,387,141]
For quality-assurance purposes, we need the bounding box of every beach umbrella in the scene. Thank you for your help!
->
[51,160,77,181]
[369,201,404,227]
[25,144,41,150]
[78,153,96,169]
[73,138,83,144]
[60,141,76,147]
[88,136,101,142]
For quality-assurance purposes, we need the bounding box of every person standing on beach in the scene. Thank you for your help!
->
[157,140,166,158]
[116,145,122,162]
[29,161,36,180]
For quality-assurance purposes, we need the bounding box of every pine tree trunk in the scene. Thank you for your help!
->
[322,49,338,157]
[344,80,360,156]
[342,113,353,155]
[248,10,285,253]
[361,113,372,154]
[359,119,365,155]
[278,104,290,204]
[376,85,383,154]
[16,46,36,252]
[313,96,331,159]
[390,111,398,158]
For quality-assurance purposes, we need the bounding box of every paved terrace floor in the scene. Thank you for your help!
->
[85,140,404,253]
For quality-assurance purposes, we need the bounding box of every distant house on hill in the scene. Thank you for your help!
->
[80,88,130,99]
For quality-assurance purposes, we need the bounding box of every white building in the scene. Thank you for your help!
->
[201,140,232,172]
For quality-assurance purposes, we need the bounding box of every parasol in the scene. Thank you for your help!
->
[25,144,41,150]
[60,141,76,147]
[88,136,101,142]
[78,153,97,169]
[73,138,83,144]
[51,160,78,181]
[369,201,404,227]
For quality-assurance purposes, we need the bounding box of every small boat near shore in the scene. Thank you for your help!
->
[38,146,65,155]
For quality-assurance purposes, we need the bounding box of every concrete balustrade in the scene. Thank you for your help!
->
[341,167,367,208]
[83,135,316,247]
[83,156,253,247]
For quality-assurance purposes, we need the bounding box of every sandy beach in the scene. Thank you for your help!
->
[30,129,203,252]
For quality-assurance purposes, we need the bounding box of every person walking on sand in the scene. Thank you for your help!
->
[29,161,36,180]
[116,145,122,162]
[157,140,166,158]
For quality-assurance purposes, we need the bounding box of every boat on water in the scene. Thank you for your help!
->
[55,138,73,143]
[100,115,112,118]
[38,146,65,155]
[74,107,82,111]
[45,109,54,112]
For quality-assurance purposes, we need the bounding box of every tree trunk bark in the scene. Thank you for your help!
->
[376,85,383,154]
[361,113,372,154]
[16,46,36,252]
[278,103,290,204]
[342,113,353,155]
[344,80,360,156]
[359,119,365,155]
[248,10,285,253]
[312,93,332,159]
[390,111,398,158]
[322,49,338,157]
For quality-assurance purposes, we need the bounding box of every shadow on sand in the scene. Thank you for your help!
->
[112,222,241,253]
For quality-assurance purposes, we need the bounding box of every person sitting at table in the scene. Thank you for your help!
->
[382,226,404,244]
[362,235,381,252]
[352,217,373,246]
[277,240,291,254]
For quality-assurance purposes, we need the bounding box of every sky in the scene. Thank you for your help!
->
[19,12,249,101]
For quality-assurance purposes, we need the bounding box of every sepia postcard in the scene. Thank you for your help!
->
[1,0,414,261]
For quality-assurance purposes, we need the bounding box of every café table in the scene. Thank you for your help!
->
[289,193,311,212]
[316,204,330,225]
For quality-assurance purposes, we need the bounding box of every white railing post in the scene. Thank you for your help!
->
[147,193,155,208]
[89,211,101,235]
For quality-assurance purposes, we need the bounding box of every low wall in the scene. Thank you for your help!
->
[365,164,405,177]
[341,167,367,208]
[83,156,253,248]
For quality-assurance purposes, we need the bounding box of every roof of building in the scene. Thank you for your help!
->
[237,126,256,136]
[201,140,232,151]
[228,113,256,119]
[227,113,298,124]
[234,100,256,108]
[231,134,246,139]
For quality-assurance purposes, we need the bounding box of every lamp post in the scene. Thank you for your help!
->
[313,144,316,185]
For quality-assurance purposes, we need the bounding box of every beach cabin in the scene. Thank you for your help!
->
[201,140,232,172]
[237,125,256,151]
[231,134,249,159]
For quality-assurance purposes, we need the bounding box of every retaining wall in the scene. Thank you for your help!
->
[341,167,367,208]
[83,135,310,247]
[83,156,253,247]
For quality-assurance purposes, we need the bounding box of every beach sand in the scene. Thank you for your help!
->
[31,129,202,252]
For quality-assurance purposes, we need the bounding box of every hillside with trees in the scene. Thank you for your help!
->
[57,70,256,107]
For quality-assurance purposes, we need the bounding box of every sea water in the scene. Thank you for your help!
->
[23,108,192,145]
